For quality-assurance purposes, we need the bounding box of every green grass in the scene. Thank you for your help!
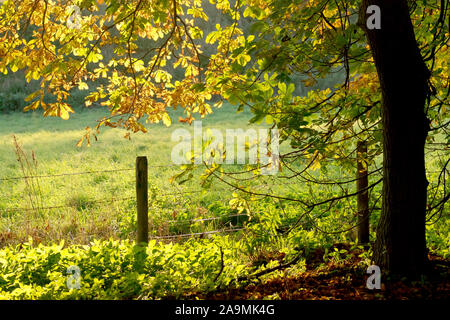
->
[0,105,447,261]
[0,104,277,245]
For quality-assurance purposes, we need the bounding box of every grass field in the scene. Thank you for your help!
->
[0,105,447,260]
[0,104,285,246]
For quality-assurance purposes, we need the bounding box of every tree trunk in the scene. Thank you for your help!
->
[360,0,430,276]
[356,140,370,244]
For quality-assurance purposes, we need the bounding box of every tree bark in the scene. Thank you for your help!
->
[356,140,370,244]
[360,0,430,276]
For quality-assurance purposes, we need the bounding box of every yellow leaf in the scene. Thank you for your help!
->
[31,69,40,80]
[162,113,171,127]
[76,138,84,147]
[58,104,74,120]
[78,81,89,90]
[60,108,70,120]
[25,90,41,102]
[310,159,321,171]
[23,100,40,112]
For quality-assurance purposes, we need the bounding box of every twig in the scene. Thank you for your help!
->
[235,253,302,283]
[213,245,225,282]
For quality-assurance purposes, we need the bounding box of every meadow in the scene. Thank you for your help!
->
[0,106,447,300]
[0,106,447,251]
[0,105,307,245]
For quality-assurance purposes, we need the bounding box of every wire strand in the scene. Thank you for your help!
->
[149,227,244,240]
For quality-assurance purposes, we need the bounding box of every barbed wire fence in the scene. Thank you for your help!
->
[0,157,253,242]
[0,155,386,244]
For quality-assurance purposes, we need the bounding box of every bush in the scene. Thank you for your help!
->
[0,237,248,299]
[0,72,93,113]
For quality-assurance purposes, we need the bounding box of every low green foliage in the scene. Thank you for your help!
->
[0,109,447,299]
[0,237,249,300]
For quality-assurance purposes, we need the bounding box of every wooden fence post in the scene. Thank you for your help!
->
[136,156,148,244]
